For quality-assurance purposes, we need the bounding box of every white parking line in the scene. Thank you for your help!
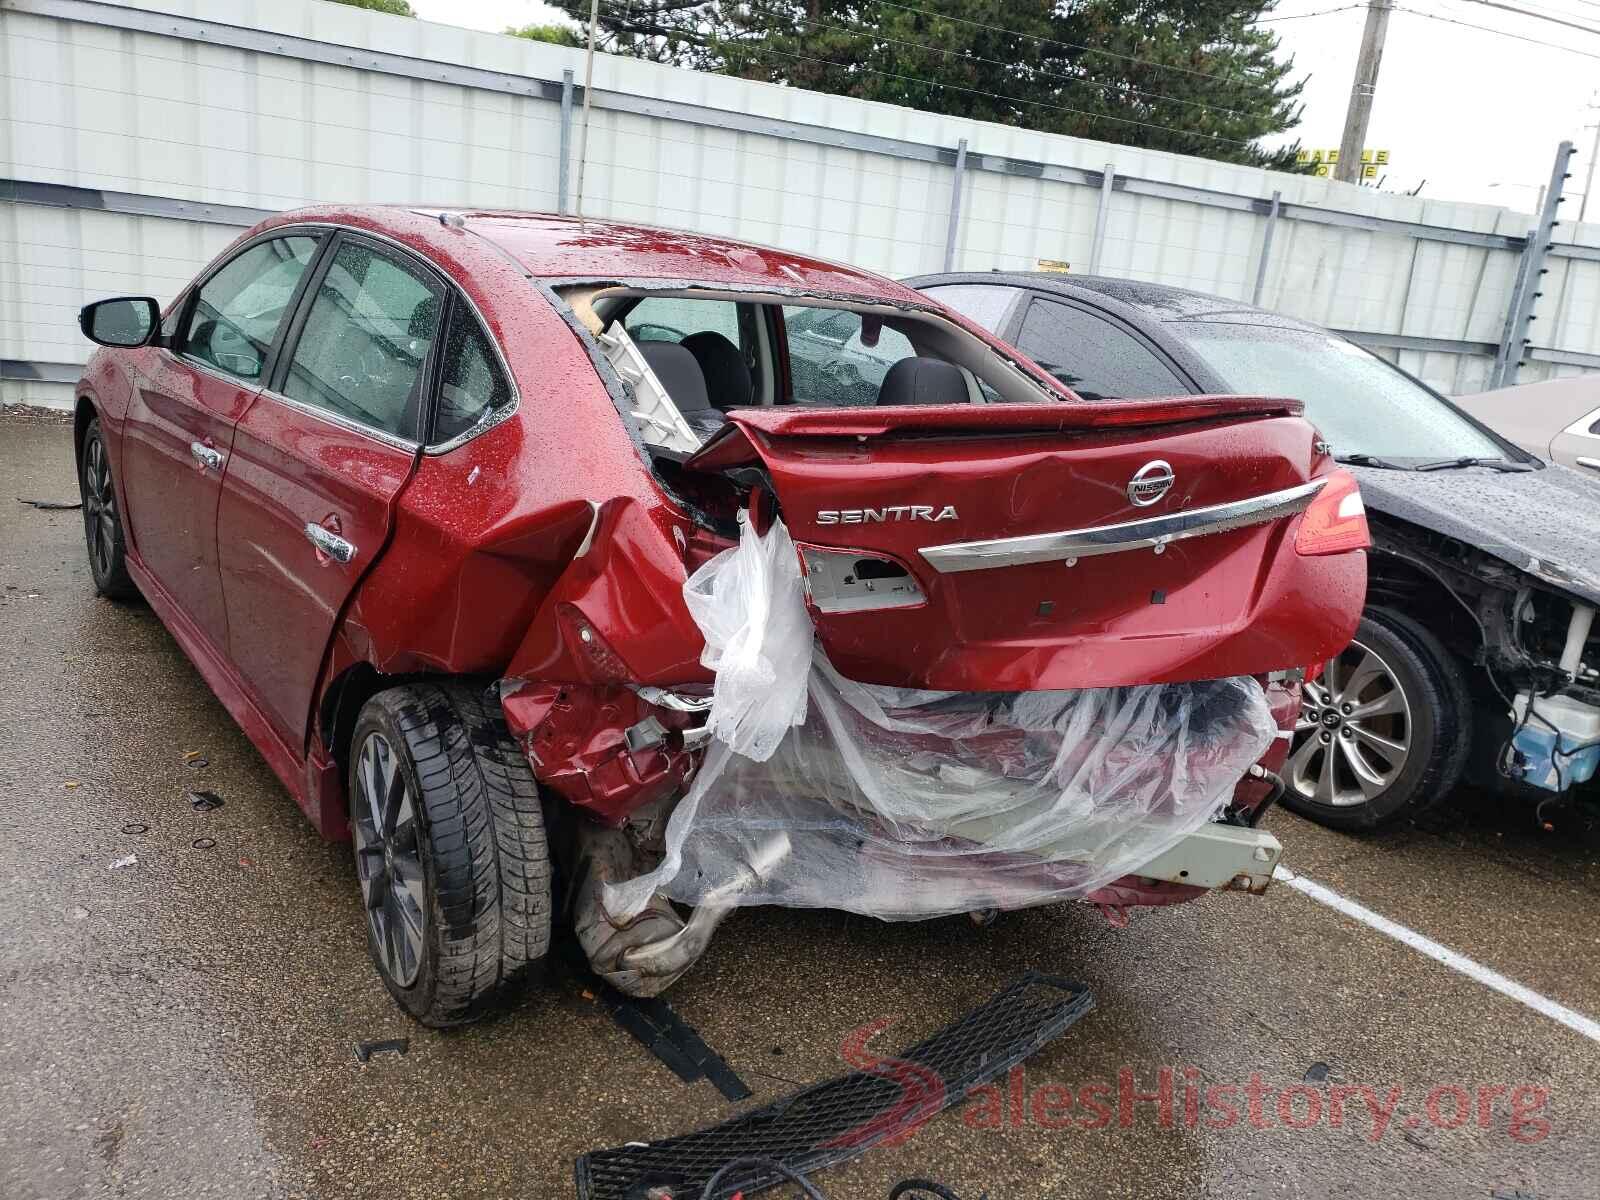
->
[1273,864,1600,1046]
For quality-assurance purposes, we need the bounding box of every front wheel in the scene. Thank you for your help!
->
[349,683,552,1026]
[1281,609,1471,830]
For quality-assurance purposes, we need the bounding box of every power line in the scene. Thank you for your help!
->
[1394,3,1600,57]
[1256,5,1364,19]
[866,0,1285,95]
[1452,0,1600,33]
[597,2,1263,148]
[735,2,1263,120]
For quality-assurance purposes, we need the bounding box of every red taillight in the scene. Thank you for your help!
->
[1294,469,1370,556]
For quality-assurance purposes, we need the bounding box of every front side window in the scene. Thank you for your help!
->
[181,235,320,382]
[280,239,444,439]
[433,304,512,444]
[782,306,916,407]
[1014,298,1186,401]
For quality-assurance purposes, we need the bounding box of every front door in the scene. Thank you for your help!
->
[118,234,323,649]
[217,233,444,749]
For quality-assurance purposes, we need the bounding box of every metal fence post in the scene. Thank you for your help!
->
[558,69,574,215]
[942,138,968,273]
[1493,140,1576,387]
[1251,190,1281,307]
[1089,163,1115,275]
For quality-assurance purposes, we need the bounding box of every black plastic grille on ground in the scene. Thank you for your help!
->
[575,971,1094,1200]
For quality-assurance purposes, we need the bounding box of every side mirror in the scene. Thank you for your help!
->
[79,297,161,348]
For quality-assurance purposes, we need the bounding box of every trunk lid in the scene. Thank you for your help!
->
[686,399,1365,690]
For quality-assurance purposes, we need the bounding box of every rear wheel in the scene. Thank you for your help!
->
[1282,609,1470,830]
[349,683,552,1026]
[78,416,138,600]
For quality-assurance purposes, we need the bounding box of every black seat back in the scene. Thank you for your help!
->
[877,356,969,406]
[682,332,754,410]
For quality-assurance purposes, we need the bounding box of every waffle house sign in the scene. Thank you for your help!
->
[1298,148,1391,180]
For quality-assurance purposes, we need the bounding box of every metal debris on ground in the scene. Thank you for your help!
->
[192,838,216,850]
[353,1038,410,1063]
[188,790,223,811]
[108,854,137,870]
[575,972,1093,1200]
[591,977,751,1102]
[120,823,148,835]
[16,497,82,510]
[1303,1062,1331,1082]
[185,757,209,770]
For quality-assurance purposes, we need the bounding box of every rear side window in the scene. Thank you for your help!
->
[1015,297,1186,401]
[433,305,512,445]
[782,307,915,407]
[181,235,319,382]
[280,240,444,439]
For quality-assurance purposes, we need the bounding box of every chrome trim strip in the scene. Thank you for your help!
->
[918,479,1326,574]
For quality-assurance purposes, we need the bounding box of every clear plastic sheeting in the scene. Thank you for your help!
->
[605,515,1277,922]
[682,511,814,761]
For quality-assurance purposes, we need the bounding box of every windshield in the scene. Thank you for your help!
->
[1172,322,1511,462]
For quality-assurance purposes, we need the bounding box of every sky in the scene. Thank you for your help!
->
[408,0,1600,217]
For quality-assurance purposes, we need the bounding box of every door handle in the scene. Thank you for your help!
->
[1578,457,1600,472]
[304,522,357,564]
[189,440,224,471]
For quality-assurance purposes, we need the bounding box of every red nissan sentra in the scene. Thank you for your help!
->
[74,207,1367,1025]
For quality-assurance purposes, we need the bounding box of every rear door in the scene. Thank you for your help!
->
[216,232,444,749]
[119,234,322,648]
[1551,406,1600,475]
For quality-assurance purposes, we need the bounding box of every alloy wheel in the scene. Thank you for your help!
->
[82,437,117,580]
[352,732,427,987]
[1287,638,1413,807]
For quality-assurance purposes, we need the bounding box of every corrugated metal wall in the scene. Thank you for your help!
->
[4,0,1599,409]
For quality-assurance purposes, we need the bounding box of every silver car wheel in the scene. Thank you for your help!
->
[352,732,427,987]
[1287,638,1414,808]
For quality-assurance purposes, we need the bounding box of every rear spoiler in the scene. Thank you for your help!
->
[687,395,1305,471]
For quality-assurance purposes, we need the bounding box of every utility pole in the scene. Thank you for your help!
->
[574,0,600,222]
[1580,92,1600,223]
[1335,0,1395,184]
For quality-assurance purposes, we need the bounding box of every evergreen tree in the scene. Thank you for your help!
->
[555,1,1306,168]
[327,0,416,16]
[507,22,585,46]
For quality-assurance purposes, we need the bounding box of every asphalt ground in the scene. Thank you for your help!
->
[3,406,1598,1200]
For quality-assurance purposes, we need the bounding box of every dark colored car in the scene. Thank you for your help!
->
[71,208,1367,1025]
[910,272,1600,830]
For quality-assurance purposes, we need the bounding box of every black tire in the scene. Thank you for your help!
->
[1281,607,1471,831]
[77,416,138,600]
[348,682,552,1027]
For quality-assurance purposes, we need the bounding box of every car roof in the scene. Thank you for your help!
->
[297,206,926,304]
[906,271,1326,333]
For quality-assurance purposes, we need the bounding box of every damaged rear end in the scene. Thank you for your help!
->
[497,293,1367,995]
